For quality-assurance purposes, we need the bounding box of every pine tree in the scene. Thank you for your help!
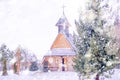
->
[73,0,120,79]
[0,44,14,76]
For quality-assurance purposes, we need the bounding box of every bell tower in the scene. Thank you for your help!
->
[55,5,71,37]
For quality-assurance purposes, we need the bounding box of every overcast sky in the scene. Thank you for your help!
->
[0,0,86,58]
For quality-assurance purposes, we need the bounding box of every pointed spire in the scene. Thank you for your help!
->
[55,5,71,35]
[62,5,66,16]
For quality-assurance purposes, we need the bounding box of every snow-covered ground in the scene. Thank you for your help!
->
[0,69,120,80]
[0,70,78,80]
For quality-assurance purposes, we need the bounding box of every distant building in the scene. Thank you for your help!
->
[42,12,76,71]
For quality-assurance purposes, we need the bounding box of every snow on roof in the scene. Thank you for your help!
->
[44,48,76,56]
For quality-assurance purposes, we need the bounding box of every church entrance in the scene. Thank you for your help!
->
[62,57,65,71]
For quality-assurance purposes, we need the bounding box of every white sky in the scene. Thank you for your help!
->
[0,0,86,58]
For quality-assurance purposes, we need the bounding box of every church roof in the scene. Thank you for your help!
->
[55,13,70,27]
[50,32,72,49]
[44,48,75,56]
[45,32,76,56]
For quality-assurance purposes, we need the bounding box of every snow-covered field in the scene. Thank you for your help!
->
[0,69,120,80]
[0,70,78,80]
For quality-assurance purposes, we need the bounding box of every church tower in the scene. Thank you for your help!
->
[56,13,70,36]
[55,7,71,37]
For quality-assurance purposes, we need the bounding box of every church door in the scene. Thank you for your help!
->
[62,57,65,71]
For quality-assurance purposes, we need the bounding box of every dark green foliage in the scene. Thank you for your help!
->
[29,61,39,71]
[0,44,14,76]
[73,0,120,78]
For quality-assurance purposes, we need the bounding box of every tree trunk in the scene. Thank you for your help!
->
[2,59,8,76]
[13,62,17,74]
[13,61,20,75]
[95,74,99,80]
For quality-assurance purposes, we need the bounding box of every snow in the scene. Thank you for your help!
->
[0,69,120,80]
[0,70,78,80]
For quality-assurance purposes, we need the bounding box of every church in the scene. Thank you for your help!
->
[42,11,76,71]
